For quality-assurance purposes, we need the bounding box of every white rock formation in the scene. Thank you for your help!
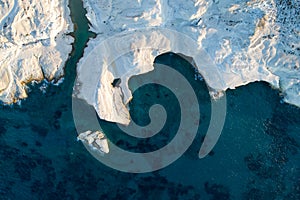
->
[76,0,299,125]
[77,130,110,154]
[0,0,73,103]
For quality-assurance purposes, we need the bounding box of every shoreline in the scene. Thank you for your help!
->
[76,0,300,125]
[0,0,299,111]
[0,0,74,104]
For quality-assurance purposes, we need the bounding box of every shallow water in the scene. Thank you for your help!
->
[0,0,299,199]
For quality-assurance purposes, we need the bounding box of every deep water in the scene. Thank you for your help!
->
[0,0,300,199]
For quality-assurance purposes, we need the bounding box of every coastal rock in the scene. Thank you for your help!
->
[0,0,73,103]
[76,0,299,125]
[77,130,110,154]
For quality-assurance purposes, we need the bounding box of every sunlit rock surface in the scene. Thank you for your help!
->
[77,130,110,154]
[76,0,299,125]
[0,0,73,103]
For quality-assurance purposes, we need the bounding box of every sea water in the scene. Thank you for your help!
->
[0,0,299,199]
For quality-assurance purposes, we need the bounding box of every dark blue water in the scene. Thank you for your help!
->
[0,1,299,199]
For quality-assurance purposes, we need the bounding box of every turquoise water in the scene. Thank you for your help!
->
[0,0,300,199]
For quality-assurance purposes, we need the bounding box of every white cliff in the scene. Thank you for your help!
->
[0,0,73,103]
[76,0,299,125]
